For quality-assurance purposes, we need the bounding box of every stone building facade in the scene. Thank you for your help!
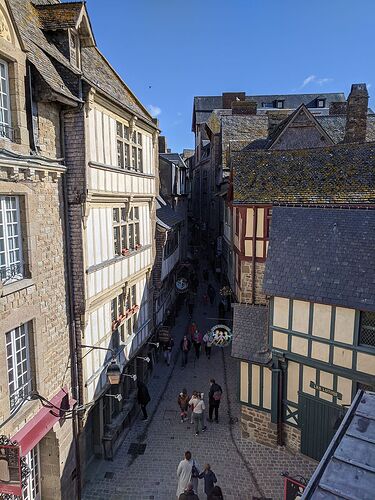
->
[0,1,76,498]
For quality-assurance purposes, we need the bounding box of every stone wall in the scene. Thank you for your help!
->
[283,423,301,453]
[241,405,278,447]
[240,260,266,304]
[37,101,62,158]
[0,175,75,499]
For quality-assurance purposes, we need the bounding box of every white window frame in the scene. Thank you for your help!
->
[6,323,32,412]
[0,58,11,137]
[23,445,41,500]
[116,121,143,172]
[0,195,24,283]
[112,206,140,255]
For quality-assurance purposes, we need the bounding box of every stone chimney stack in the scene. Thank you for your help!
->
[158,135,167,153]
[231,100,257,115]
[344,83,368,143]
[329,101,347,115]
[222,92,246,109]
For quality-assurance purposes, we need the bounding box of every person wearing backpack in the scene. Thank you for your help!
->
[208,378,222,423]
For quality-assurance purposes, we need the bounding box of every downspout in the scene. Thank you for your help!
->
[251,207,257,304]
[61,112,82,500]
[26,62,37,152]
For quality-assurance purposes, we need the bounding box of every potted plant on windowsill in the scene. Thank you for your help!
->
[121,248,130,256]
[135,243,142,251]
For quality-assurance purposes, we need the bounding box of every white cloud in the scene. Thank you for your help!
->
[367,83,372,89]
[149,104,161,117]
[300,75,333,89]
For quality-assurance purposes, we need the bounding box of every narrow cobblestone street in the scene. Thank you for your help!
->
[83,273,316,500]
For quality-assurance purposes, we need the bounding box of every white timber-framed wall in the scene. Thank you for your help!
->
[82,90,157,403]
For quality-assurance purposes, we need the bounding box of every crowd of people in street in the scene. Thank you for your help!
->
[136,259,229,498]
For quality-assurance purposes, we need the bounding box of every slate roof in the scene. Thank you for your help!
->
[159,153,187,167]
[263,207,375,311]
[302,390,375,500]
[231,304,271,364]
[35,2,83,30]
[232,141,375,205]
[156,203,184,229]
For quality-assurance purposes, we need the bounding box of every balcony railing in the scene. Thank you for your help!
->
[0,262,24,284]
[0,123,14,141]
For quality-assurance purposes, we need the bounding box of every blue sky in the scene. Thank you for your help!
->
[86,0,375,152]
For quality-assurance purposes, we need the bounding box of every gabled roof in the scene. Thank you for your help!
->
[231,304,271,364]
[156,198,184,229]
[36,2,84,30]
[267,104,335,149]
[232,141,375,205]
[263,207,375,311]
[159,153,187,168]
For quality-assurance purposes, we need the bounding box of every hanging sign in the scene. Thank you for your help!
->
[175,277,188,294]
[283,475,306,500]
[309,381,342,400]
[209,324,232,347]
[0,436,30,498]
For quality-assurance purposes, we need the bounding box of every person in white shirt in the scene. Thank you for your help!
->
[189,392,207,436]
[176,451,201,497]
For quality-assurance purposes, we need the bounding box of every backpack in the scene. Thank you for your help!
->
[191,460,199,478]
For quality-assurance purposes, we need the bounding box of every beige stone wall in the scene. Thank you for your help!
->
[37,101,62,158]
[241,405,278,447]
[240,260,266,304]
[282,423,301,454]
[0,175,75,499]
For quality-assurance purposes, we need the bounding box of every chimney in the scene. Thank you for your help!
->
[329,101,347,115]
[344,83,368,143]
[231,100,257,115]
[222,92,245,109]
[158,136,167,153]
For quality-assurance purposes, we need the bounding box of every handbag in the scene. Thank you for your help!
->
[191,460,199,478]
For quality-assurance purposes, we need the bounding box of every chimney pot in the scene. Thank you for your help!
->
[158,136,167,154]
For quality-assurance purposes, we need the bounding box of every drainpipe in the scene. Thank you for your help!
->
[61,112,82,500]
[251,207,257,304]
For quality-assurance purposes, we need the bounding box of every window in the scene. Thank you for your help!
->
[164,229,179,258]
[359,311,375,348]
[6,323,32,411]
[23,445,40,500]
[275,100,284,109]
[116,122,142,172]
[112,206,141,255]
[0,59,11,140]
[261,102,273,108]
[128,207,140,250]
[70,31,80,68]
[0,196,23,283]
[112,285,138,343]
[317,98,326,108]
[265,207,273,238]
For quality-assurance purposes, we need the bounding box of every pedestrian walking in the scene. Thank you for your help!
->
[208,378,222,423]
[190,323,202,360]
[198,464,217,499]
[176,451,195,498]
[178,482,200,500]
[163,336,174,366]
[202,332,213,360]
[178,388,190,423]
[189,391,198,424]
[207,485,223,500]
[180,335,191,367]
[218,299,226,320]
[189,392,207,436]
[207,284,216,305]
[137,380,150,421]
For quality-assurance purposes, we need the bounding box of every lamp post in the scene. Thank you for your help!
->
[137,356,150,363]
[81,344,122,385]
[148,342,159,348]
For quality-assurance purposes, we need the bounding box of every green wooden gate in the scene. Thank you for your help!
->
[299,393,345,461]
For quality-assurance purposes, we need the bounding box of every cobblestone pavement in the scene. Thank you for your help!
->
[83,273,316,500]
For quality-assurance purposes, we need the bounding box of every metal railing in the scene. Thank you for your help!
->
[0,262,25,283]
[0,123,14,141]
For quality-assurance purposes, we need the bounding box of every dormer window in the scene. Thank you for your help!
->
[317,98,326,108]
[0,59,12,140]
[69,30,80,68]
[275,100,285,109]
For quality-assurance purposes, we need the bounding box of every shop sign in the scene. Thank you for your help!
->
[175,277,188,294]
[309,381,342,400]
[0,436,30,498]
[209,324,232,347]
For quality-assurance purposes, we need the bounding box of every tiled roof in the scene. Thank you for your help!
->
[232,142,375,205]
[35,2,83,30]
[263,207,375,311]
[156,203,184,229]
[231,304,271,364]
[303,390,375,500]
[81,47,151,121]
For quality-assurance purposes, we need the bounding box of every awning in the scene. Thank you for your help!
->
[12,388,74,456]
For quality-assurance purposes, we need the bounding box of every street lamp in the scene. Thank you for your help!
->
[148,342,159,348]
[123,373,137,382]
[137,356,150,363]
[81,344,121,386]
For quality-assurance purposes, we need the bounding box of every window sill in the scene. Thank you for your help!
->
[1,278,35,297]
[86,244,151,274]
